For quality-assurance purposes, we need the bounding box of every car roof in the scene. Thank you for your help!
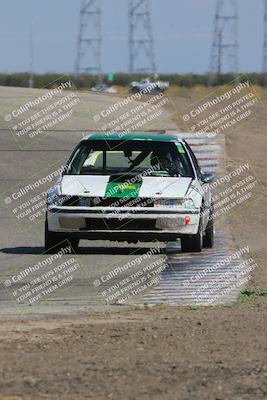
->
[83,132,184,143]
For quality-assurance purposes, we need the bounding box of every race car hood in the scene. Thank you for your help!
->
[60,175,193,199]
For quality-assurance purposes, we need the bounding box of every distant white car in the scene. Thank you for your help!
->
[129,78,169,93]
[45,133,215,253]
[91,84,117,94]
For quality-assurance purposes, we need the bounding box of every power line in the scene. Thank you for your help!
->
[263,0,267,84]
[128,0,156,73]
[75,0,102,83]
[210,0,239,84]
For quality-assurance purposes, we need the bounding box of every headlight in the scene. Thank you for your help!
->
[47,185,71,208]
[154,198,196,209]
[154,199,182,208]
[47,185,61,206]
[182,198,196,209]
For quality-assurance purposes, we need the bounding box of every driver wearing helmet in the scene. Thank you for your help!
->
[151,150,180,176]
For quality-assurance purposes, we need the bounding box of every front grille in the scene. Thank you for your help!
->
[84,218,157,231]
[62,196,80,206]
[61,196,154,208]
[91,197,154,207]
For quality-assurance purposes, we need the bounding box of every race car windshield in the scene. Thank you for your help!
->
[65,140,194,178]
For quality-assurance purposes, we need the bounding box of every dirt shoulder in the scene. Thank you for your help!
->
[0,300,266,400]
[225,102,267,289]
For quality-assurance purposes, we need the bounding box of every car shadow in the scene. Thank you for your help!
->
[0,245,168,256]
[0,246,44,255]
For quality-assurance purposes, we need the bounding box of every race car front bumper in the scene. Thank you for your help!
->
[47,206,201,241]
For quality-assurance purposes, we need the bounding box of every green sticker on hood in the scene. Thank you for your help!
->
[105,182,141,198]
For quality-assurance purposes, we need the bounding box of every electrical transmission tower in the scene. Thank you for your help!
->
[210,0,239,83]
[75,0,102,85]
[129,0,156,73]
[263,0,267,84]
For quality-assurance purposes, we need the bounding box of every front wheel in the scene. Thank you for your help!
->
[181,218,203,253]
[131,87,139,93]
[203,209,214,248]
[45,217,79,254]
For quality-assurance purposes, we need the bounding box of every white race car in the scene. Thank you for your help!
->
[45,133,215,253]
[129,78,169,93]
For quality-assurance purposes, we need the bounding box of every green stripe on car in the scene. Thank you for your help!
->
[105,182,141,198]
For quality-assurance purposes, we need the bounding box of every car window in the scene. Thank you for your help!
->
[175,142,195,178]
[105,151,150,170]
[184,142,201,178]
[82,151,151,170]
[65,140,195,177]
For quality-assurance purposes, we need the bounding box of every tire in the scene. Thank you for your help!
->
[131,87,139,94]
[68,238,80,253]
[203,209,214,248]
[45,218,60,253]
[45,217,79,254]
[181,218,203,253]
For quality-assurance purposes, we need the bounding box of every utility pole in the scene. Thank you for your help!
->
[129,0,156,73]
[29,22,34,88]
[75,0,102,86]
[210,0,239,84]
[263,0,267,85]
[217,30,222,82]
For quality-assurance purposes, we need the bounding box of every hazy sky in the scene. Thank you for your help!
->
[0,0,263,74]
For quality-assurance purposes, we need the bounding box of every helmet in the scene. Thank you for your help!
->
[151,151,173,170]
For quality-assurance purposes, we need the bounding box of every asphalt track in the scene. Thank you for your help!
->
[0,87,250,318]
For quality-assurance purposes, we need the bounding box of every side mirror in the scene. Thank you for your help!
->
[201,172,216,184]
